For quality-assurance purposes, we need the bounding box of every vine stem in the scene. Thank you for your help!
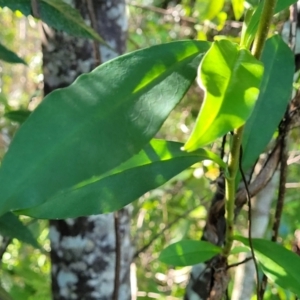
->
[222,126,244,258]
[252,0,277,59]
[221,0,277,287]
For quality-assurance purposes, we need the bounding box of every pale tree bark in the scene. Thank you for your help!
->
[41,1,133,299]
[231,172,279,300]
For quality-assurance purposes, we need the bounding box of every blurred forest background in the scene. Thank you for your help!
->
[0,0,299,299]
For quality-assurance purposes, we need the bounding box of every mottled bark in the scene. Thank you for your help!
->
[42,1,132,299]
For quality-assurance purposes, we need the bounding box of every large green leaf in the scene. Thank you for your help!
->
[0,213,39,248]
[17,140,225,218]
[0,43,26,64]
[184,40,263,151]
[236,236,300,297]
[159,240,221,266]
[0,41,210,214]
[0,0,104,43]
[242,0,298,48]
[242,35,294,171]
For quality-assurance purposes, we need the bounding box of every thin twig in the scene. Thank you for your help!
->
[86,0,101,65]
[227,256,252,269]
[113,211,121,300]
[128,2,242,30]
[134,202,204,258]
[128,2,196,24]
[239,146,261,300]
[30,0,40,18]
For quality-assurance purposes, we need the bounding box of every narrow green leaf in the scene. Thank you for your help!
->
[0,41,210,214]
[0,43,26,64]
[231,0,244,20]
[242,35,294,171]
[4,110,31,124]
[0,0,105,43]
[236,236,300,297]
[184,40,264,151]
[243,0,298,48]
[159,240,221,266]
[0,212,39,248]
[17,140,225,218]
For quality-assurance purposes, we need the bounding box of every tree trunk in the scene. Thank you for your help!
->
[41,1,132,299]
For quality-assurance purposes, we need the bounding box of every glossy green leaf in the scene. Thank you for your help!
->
[0,0,105,43]
[159,240,221,266]
[0,41,210,214]
[4,110,31,124]
[236,236,300,297]
[0,43,26,64]
[0,213,39,248]
[195,0,225,21]
[231,0,244,20]
[184,40,264,151]
[17,140,225,218]
[243,0,298,48]
[242,35,294,171]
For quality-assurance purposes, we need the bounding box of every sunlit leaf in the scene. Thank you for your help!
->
[0,41,210,214]
[0,213,39,248]
[0,43,26,64]
[236,236,300,297]
[184,40,263,151]
[159,240,221,266]
[242,35,294,171]
[195,0,225,21]
[17,140,225,218]
[231,0,244,20]
[0,0,105,43]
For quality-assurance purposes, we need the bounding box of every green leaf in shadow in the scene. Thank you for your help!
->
[159,240,221,266]
[242,35,294,171]
[0,212,40,248]
[235,236,300,297]
[0,43,27,65]
[17,139,225,218]
[4,110,31,124]
[0,41,210,214]
[184,39,263,151]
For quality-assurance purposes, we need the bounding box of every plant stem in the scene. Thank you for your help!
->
[222,127,244,258]
[252,0,277,59]
[222,0,277,259]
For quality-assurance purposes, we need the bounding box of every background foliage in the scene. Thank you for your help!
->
[0,0,299,299]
